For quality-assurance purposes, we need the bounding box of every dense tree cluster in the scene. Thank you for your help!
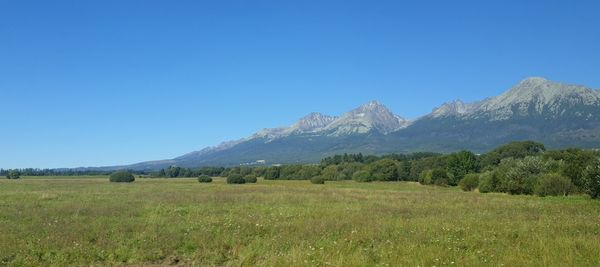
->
[152,166,225,178]
[253,141,600,198]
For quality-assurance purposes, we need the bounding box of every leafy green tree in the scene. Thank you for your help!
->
[418,170,433,185]
[263,166,280,180]
[252,166,267,177]
[583,160,600,199]
[279,165,303,180]
[501,156,552,195]
[352,170,372,183]
[336,162,363,180]
[431,168,449,186]
[368,159,399,181]
[480,141,545,167]
[409,156,447,181]
[545,148,597,189]
[478,171,500,193]
[534,173,574,197]
[446,151,478,185]
[297,165,321,180]
[239,166,253,176]
[321,165,339,181]
[398,161,412,181]
[459,173,479,191]
[166,166,181,178]
[6,170,21,179]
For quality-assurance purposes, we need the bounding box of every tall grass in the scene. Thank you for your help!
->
[1,177,599,266]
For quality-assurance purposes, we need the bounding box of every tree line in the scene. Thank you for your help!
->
[5,141,600,199]
[0,168,140,177]
[153,140,600,199]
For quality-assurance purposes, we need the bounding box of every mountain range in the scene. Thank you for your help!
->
[104,77,600,170]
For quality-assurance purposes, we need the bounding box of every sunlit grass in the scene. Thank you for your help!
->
[1,177,599,266]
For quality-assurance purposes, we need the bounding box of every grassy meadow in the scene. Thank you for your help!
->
[1,177,600,266]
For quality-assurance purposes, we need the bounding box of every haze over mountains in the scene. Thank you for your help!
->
[106,77,600,170]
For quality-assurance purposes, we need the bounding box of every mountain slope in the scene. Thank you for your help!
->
[110,77,600,170]
[398,77,600,151]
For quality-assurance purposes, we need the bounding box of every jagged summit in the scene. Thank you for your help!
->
[324,101,409,135]
[251,101,409,139]
[477,77,600,119]
[429,99,482,118]
[425,77,600,120]
[289,112,337,133]
[359,100,386,110]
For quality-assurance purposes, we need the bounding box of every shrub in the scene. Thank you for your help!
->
[418,170,433,185]
[431,168,449,186]
[244,174,257,183]
[500,156,550,195]
[352,170,372,182]
[6,170,21,179]
[198,175,213,183]
[583,161,600,199]
[478,171,499,193]
[534,173,574,197]
[459,173,479,191]
[227,174,246,184]
[310,176,325,184]
[109,171,135,183]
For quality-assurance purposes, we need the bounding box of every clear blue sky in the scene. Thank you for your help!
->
[1,0,599,168]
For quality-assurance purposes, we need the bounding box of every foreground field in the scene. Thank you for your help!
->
[1,178,600,266]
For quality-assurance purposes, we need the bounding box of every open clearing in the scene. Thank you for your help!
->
[1,177,600,266]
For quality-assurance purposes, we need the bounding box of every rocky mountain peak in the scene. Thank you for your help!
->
[289,112,337,133]
[430,99,466,117]
[324,101,409,135]
[474,77,600,120]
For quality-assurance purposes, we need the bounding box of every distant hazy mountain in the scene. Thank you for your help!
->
[102,77,600,170]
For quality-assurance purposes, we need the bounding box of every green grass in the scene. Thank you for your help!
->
[1,177,600,266]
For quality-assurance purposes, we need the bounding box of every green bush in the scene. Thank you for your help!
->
[197,175,213,183]
[459,173,479,191]
[6,170,21,179]
[431,168,449,186]
[352,170,372,183]
[418,170,432,185]
[534,173,574,197]
[310,176,325,184]
[227,174,246,184]
[478,171,499,193]
[583,161,600,199]
[244,174,257,183]
[109,171,135,183]
[492,156,548,195]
